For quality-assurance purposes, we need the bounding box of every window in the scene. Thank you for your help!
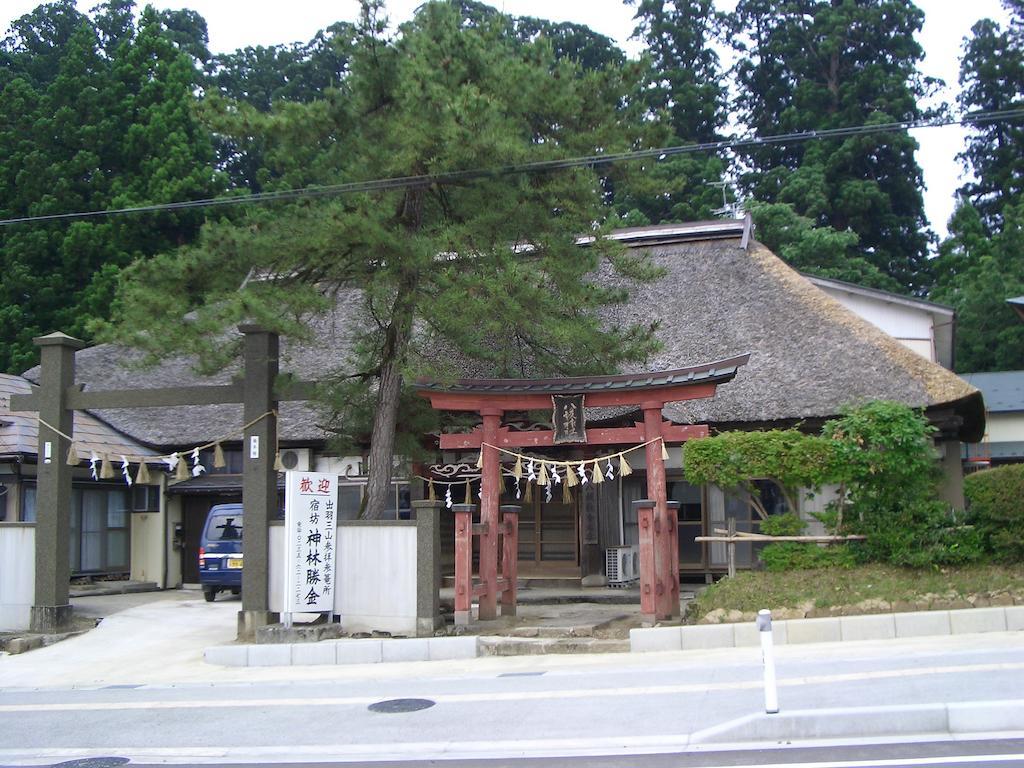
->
[21,485,36,523]
[131,485,160,512]
[206,511,243,541]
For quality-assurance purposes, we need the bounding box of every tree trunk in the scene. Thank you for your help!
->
[362,283,416,519]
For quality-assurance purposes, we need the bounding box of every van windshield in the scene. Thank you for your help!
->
[207,513,243,541]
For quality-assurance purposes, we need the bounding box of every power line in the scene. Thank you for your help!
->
[3,108,1023,228]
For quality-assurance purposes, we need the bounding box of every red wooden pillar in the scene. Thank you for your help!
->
[478,408,502,620]
[667,500,681,619]
[642,404,676,620]
[452,504,475,625]
[500,505,519,616]
[635,500,656,623]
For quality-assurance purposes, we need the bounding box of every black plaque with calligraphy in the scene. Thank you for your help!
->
[552,394,586,444]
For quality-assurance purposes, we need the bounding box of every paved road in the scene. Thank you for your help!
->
[2,612,1023,765]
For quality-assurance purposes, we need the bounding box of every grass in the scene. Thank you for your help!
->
[689,564,1024,621]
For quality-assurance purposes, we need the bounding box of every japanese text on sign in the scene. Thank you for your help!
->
[284,471,338,613]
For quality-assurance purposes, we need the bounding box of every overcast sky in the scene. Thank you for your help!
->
[2,0,1013,241]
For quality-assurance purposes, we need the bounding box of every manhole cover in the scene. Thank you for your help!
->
[368,698,436,713]
[52,759,129,768]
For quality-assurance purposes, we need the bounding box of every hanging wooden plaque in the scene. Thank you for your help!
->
[552,394,587,444]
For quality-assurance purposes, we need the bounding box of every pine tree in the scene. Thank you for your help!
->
[107,1,659,518]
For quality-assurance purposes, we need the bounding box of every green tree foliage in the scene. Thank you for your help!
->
[731,0,933,293]
[683,429,841,520]
[108,1,659,517]
[823,401,981,567]
[614,0,729,225]
[0,1,219,372]
[963,464,1024,562]
[932,8,1024,372]
[931,201,1024,372]
[957,16,1024,229]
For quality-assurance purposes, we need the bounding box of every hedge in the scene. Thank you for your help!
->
[964,464,1024,562]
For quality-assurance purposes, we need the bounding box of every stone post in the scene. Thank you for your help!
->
[31,332,85,632]
[238,325,279,640]
[413,499,443,636]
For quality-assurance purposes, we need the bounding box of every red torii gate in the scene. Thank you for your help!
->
[416,354,748,623]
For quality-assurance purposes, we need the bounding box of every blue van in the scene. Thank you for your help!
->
[198,503,243,602]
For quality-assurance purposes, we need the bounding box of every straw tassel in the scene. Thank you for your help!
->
[661,439,670,461]
[213,442,226,469]
[428,479,436,502]
[475,451,483,469]
[100,454,115,479]
[174,455,190,481]
[464,480,472,506]
[135,461,151,485]
[537,462,549,486]
[562,480,571,503]
[273,452,285,472]
[513,455,523,480]
[524,481,533,503]
[592,459,604,484]
[66,444,81,466]
[619,454,633,477]
[565,463,578,487]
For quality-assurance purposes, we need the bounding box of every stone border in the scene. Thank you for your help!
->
[630,605,1024,653]
[204,635,478,667]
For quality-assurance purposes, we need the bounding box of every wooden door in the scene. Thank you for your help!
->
[516,495,579,575]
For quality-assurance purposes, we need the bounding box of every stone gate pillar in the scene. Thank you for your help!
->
[31,332,85,632]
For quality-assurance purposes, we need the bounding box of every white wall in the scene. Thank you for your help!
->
[0,524,35,630]
[269,521,418,636]
[985,413,1024,444]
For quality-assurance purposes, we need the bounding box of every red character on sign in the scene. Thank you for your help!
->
[300,477,312,493]
[317,478,331,494]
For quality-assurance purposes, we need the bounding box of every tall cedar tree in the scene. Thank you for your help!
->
[615,0,731,224]
[0,1,219,373]
[731,0,933,294]
[109,1,659,518]
[931,4,1024,371]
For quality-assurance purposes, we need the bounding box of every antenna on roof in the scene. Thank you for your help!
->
[706,180,743,219]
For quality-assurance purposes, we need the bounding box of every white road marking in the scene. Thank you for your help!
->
[1,661,1023,713]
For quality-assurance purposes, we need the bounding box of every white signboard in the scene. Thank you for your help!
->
[284,471,338,613]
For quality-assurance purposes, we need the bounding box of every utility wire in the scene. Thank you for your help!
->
[3,108,1023,227]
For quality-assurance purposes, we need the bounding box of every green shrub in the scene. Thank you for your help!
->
[758,512,856,571]
[760,542,856,571]
[965,464,1024,562]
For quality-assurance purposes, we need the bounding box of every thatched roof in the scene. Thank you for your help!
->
[23,221,984,447]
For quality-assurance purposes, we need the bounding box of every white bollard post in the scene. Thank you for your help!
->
[757,608,780,714]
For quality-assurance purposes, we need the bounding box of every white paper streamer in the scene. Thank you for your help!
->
[577,463,589,485]
[120,455,133,487]
[444,485,453,509]
[551,465,561,484]
[606,459,615,480]
[89,451,100,481]
[526,459,536,482]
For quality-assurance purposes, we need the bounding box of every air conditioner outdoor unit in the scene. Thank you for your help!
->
[606,546,639,586]
[278,448,312,472]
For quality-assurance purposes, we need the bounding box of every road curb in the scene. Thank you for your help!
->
[690,699,1024,744]
[205,635,480,667]
[631,605,1024,652]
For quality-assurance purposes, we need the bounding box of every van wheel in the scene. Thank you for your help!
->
[203,588,217,603]
[230,587,240,596]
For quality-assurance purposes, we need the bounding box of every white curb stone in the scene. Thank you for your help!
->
[629,626,682,652]
[381,638,430,663]
[948,699,1024,733]
[428,636,478,661]
[248,643,293,667]
[203,644,248,667]
[949,607,1007,635]
[840,613,896,642]
[336,638,383,665]
[786,617,841,644]
[292,641,339,666]
[894,610,951,638]
[680,623,735,650]
[1006,605,1024,631]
